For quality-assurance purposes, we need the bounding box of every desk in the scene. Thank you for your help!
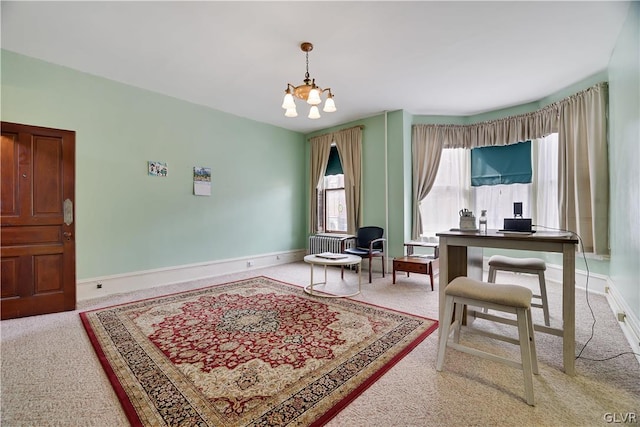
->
[436,229,579,375]
[303,254,362,298]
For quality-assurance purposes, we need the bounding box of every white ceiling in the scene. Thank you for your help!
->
[1,1,631,134]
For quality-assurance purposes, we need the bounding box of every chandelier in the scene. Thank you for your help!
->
[281,42,336,119]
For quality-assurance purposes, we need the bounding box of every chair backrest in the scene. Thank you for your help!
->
[356,226,384,250]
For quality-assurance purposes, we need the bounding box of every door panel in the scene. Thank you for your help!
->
[1,122,76,319]
[33,136,63,216]
[0,257,19,298]
[0,132,19,217]
[34,254,64,293]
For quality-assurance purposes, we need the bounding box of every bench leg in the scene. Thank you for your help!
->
[436,295,455,371]
[517,307,536,406]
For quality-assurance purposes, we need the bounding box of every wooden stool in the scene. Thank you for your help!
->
[487,255,550,326]
[436,276,539,406]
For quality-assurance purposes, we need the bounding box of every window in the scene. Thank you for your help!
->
[317,145,347,233]
[321,175,347,232]
[419,134,559,236]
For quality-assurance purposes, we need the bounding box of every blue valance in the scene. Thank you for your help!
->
[471,141,532,186]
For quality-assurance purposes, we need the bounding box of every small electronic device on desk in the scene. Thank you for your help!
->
[500,202,535,233]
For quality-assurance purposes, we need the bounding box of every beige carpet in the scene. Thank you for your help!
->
[2,261,639,426]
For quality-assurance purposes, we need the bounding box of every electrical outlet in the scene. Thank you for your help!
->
[97,282,103,289]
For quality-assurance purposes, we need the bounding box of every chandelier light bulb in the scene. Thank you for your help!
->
[285,107,298,118]
[282,92,296,110]
[323,95,336,113]
[307,88,322,105]
[308,105,321,119]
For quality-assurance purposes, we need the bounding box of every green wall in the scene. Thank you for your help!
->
[1,50,306,280]
[608,2,640,323]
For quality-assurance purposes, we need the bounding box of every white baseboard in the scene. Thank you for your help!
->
[604,277,640,364]
[76,249,306,301]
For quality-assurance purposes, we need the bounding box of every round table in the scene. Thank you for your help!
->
[303,254,362,298]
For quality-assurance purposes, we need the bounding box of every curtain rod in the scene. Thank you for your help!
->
[413,82,607,129]
[307,125,364,141]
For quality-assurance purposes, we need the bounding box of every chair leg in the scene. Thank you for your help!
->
[436,295,455,371]
[368,254,373,283]
[381,255,385,277]
[538,271,550,326]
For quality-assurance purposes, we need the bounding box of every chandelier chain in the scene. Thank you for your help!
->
[305,51,310,80]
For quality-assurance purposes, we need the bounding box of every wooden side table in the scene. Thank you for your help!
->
[392,256,438,290]
[392,241,439,290]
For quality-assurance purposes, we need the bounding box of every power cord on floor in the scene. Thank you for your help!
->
[533,225,640,361]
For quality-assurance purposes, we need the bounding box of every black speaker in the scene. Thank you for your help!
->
[513,202,523,218]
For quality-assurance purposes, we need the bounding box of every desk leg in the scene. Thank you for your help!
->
[438,239,450,341]
[563,244,576,376]
[438,242,482,337]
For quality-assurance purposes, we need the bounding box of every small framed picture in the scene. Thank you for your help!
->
[193,166,211,196]
[148,161,168,177]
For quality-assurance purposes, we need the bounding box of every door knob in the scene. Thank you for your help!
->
[63,232,72,241]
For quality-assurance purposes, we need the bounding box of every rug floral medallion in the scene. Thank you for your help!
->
[81,276,438,427]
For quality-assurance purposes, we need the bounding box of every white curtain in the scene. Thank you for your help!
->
[533,134,559,230]
[418,149,470,239]
[558,84,609,254]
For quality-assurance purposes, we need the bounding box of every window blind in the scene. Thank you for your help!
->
[325,145,343,176]
[471,140,532,186]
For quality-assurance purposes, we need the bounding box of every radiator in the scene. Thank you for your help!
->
[308,234,355,254]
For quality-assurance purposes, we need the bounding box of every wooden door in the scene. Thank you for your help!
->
[1,122,76,319]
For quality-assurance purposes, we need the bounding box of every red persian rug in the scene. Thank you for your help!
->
[80,276,437,426]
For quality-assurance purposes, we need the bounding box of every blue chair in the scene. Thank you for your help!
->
[343,226,386,283]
